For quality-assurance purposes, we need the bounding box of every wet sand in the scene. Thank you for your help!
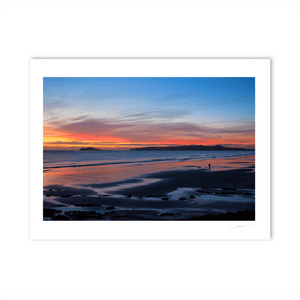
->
[43,167,255,221]
[111,167,255,196]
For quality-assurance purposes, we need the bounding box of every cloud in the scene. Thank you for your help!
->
[121,109,192,123]
[58,118,136,137]
[46,116,254,146]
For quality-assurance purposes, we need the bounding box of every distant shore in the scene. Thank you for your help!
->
[79,147,102,151]
[130,145,254,151]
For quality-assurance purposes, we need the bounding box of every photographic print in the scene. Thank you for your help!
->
[30,59,270,239]
[43,76,255,221]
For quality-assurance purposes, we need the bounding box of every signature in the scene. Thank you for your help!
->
[230,224,253,229]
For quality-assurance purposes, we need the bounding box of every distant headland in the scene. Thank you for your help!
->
[130,145,254,151]
[79,147,102,151]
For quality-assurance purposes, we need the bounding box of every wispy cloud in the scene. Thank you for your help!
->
[121,109,191,122]
[46,116,254,146]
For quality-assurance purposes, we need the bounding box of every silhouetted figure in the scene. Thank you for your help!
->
[209,163,211,170]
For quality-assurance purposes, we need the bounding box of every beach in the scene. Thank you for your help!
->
[43,150,255,221]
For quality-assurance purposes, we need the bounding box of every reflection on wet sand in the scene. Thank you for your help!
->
[44,154,255,189]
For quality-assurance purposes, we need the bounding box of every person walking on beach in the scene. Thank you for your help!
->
[209,163,211,170]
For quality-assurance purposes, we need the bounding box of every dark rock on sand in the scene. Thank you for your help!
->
[106,206,115,210]
[61,195,73,198]
[63,211,104,220]
[189,195,195,199]
[44,208,62,217]
[75,203,102,207]
[179,197,187,201]
[52,214,70,220]
[44,185,98,197]
[162,197,169,201]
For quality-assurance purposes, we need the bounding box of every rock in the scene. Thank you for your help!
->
[43,208,62,217]
[51,214,69,220]
[161,212,173,216]
[75,203,102,207]
[189,195,195,199]
[106,206,115,210]
[162,197,169,201]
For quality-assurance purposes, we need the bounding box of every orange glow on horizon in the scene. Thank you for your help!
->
[44,125,254,150]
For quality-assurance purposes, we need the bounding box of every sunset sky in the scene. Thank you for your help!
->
[43,77,255,150]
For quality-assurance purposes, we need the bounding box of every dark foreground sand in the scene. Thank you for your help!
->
[43,167,255,221]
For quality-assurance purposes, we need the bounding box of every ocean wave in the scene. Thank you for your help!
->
[44,157,181,170]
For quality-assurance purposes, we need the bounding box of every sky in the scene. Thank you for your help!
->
[43,77,255,150]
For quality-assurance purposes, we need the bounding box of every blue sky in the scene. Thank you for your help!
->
[43,77,255,149]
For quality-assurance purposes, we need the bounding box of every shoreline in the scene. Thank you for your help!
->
[43,167,255,221]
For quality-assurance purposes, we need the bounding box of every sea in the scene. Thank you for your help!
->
[44,150,254,170]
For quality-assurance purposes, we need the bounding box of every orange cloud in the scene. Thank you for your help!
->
[44,117,255,150]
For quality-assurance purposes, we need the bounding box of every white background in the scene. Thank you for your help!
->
[1,1,299,299]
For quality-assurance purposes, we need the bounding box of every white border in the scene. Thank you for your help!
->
[30,59,270,240]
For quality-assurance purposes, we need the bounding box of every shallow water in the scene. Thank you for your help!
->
[44,150,255,193]
[44,150,254,169]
